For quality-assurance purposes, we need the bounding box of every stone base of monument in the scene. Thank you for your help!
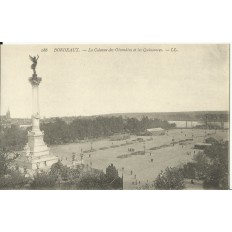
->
[15,153,59,175]
[14,131,59,175]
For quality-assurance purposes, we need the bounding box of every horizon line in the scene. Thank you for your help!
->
[4,109,229,119]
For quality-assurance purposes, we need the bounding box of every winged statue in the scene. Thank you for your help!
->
[29,55,39,74]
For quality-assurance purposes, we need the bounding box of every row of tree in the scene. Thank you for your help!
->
[40,116,175,145]
[0,116,175,148]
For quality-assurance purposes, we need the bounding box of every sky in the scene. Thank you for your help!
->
[0,44,229,118]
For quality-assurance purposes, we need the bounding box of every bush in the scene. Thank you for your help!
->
[50,160,78,180]
[77,172,110,190]
[76,169,123,190]
[0,171,29,189]
[30,172,57,189]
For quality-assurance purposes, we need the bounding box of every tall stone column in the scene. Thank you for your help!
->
[30,74,41,133]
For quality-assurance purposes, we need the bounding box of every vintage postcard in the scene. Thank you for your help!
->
[0,44,229,190]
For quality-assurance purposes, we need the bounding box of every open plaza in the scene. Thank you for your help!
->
[50,128,228,189]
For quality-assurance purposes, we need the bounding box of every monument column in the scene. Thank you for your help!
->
[30,74,41,133]
[32,81,40,116]
[15,55,58,173]
[25,55,58,170]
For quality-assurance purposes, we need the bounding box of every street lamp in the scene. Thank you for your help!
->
[80,153,84,165]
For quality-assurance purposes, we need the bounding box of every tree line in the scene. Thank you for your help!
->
[40,116,175,145]
[0,116,175,150]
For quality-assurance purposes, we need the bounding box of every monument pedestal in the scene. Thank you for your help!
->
[15,127,58,174]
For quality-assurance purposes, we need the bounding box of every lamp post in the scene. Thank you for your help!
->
[121,167,124,190]
[121,167,124,177]
[80,153,84,165]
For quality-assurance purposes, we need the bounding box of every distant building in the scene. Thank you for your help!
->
[146,128,165,136]
[0,109,11,128]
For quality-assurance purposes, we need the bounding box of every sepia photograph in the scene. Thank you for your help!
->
[0,44,230,190]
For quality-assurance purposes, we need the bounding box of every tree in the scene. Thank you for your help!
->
[0,149,19,177]
[0,125,27,151]
[182,162,196,179]
[192,152,209,180]
[106,163,119,182]
[50,160,65,177]
[181,140,229,190]
[0,150,11,177]
[105,163,122,189]
[50,160,73,180]
[154,167,185,190]
[203,141,229,189]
